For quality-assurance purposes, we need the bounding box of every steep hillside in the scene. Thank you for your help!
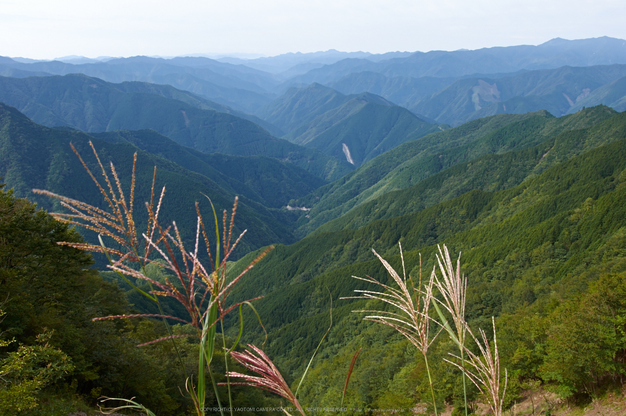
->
[569,75,626,113]
[92,129,326,209]
[316,108,626,233]
[0,74,351,181]
[228,114,626,410]
[292,99,438,167]
[410,65,626,126]
[0,103,300,254]
[234,120,626,335]
[257,83,439,166]
[285,92,395,145]
[295,107,616,236]
[255,83,349,132]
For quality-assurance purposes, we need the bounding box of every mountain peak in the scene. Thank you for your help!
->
[541,37,570,46]
[349,92,393,106]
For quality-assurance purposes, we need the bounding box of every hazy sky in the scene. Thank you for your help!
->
[2,0,626,59]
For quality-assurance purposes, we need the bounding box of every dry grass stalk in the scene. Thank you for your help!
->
[34,142,161,261]
[342,347,362,406]
[432,244,467,345]
[34,141,270,333]
[430,244,470,416]
[227,344,306,416]
[344,243,439,414]
[445,317,508,416]
[346,245,436,355]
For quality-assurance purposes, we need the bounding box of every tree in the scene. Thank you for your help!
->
[0,187,177,412]
[541,273,626,400]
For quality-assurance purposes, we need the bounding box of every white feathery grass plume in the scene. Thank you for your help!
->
[445,317,508,416]
[343,243,440,414]
[345,244,437,355]
[430,244,469,416]
[432,244,467,344]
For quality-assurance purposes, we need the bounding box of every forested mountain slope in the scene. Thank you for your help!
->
[228,111,626,410]
[295,106,616,236]
[256,83,349,132]
[294,100,439,166]
[316,107,626,233]
[0,103,303,253]
[569,75,626,113]
[0,72,282,135]
[0,74,351,181]
[410,64,626,126]
[92,129,325,209]
[258,83,440,166]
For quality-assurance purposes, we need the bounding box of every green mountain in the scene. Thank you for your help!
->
[0,72,283,135]
[227,108,626,409]
[294,107,617,236]
[0,55,280,113]
[292,98,439,167]
[115,79,284,136]
[0,74,350,181]
[317,107,626,233]
[0,103,302,254]
[257,83,440,167]
[232,107,625,320]
[92,129,325,209]
[410,65,626,126]
[256,83,349,132]
[0,73,279,145]
[328,70,456,110]
[569,75,626,113]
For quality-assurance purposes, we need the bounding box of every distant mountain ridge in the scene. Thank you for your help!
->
[3,37,626,120]
[0,55,279,113]
[0,103,304,254]
[257,83,440,166]
[217,50,413,75]
[409,64,626,125]
[0,74,352,181]
[286,37,626,86]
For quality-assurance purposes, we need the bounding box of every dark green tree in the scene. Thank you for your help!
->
[541,273,626,400]
[0,187,179,413]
